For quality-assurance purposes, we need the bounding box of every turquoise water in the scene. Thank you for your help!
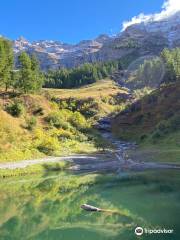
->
[0,170,180,240]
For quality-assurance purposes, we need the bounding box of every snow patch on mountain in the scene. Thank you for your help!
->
[12,7,180,70]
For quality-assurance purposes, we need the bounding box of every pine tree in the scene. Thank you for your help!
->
[17,52,43,93]
[0,38,14,91]
[17,52,33,93]
[31,54,44,91]
[161,48,180,83]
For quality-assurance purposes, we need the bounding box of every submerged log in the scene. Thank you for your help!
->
[81,204,101,212]
[81,204,118,214]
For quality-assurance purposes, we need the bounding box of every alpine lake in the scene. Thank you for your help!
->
[0,169,180,240]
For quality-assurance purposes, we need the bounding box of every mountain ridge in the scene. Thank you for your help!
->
[12,11,180,70]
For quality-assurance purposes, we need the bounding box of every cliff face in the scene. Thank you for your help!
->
[13,12,180,70]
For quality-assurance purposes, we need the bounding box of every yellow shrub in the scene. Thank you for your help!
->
[34,128,60,154]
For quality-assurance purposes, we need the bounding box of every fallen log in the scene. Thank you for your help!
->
[81,204,118,213]
[81,204,101,212]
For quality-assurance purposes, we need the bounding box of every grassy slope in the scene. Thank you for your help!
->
[0,92,94,163]
[45,79,129,119]
[45,79,127,99]
[0,94,45,161]
[0,79,128,163]
[112,82,180,163]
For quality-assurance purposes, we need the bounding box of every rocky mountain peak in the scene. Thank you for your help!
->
[12,11,180,70]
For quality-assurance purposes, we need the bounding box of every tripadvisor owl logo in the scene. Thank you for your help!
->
[135,227,144,236]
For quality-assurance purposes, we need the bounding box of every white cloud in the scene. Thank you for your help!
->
[122,0,180,30]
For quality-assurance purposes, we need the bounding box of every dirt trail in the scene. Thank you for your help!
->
[0,155,98,170]
[0,132,180,172]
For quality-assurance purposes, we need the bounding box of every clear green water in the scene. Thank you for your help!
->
[0,170,180,240]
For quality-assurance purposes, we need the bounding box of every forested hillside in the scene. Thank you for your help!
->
[44,61,120,88]
[112,47,180,163]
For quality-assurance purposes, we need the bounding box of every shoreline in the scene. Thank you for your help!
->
[0,124,180,177]
[0,138,180,178]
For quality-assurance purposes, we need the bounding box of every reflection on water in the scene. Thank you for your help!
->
[0,170,180,240]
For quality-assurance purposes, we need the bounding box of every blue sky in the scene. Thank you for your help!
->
[0,0,165,43]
